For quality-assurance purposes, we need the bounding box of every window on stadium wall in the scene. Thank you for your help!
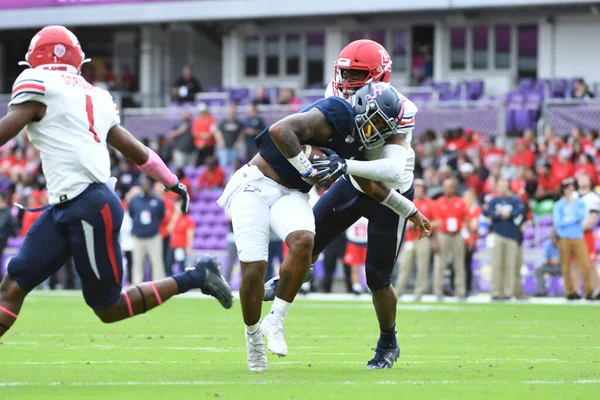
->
[392,30,408,73]
[348,30,365,43]
[371,30,386,46]
[265,34,280,76]
[518,25,538,79]
[245,36,259,77]
[494,25,511,69]
[450,27,466,70]
[472,25,489,70]
[306,32,325,87]
[285,34,301,75]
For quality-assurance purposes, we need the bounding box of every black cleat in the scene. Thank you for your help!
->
[191,255,234,309]
[263,267,314,302]
[566,293,582,301]
[366,345,400,369]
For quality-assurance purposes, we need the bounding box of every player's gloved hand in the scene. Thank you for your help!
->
[312,148,347,184]
[168,181,190,213]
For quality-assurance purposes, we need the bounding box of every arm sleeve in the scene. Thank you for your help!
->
[346,144,408,183]
[396,97,417,135]
[8,69,47,107]
[313,97,354,137]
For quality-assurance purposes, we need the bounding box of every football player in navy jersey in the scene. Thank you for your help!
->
[264,40,427,370]
[217,82,430,371]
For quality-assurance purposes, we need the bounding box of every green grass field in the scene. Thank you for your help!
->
[0,292,599,400]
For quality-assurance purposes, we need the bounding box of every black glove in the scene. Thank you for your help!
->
[312,148,348,184]
[168,181,190,213]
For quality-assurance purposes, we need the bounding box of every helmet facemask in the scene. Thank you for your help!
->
[332,67,372,99]
[353,98,401,150]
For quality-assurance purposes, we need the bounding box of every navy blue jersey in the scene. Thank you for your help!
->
[256,97,364,193]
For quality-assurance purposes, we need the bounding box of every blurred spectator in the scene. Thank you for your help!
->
[128,176,166,285]
[0,193,16,276]
[167,199,195,273]
[418,130,438,169]
[500,153,518,180]
[479,137,505,170]
[522,129,537,152]
[192,103,217,166]
[196,156,225,190]
[277,88,302,106]
[242,102,266,161]
[463,189,481,296]
[396,180,436,299]
[113,159,139,198]
[511,138,536,168]
[215,104,243,168]
[172,65,202,103]
[169,109,195,169]
[577,173,600,297]
[535,159,560,201]
[553,178,594,300]
[459,162,483,197]
[534,229,562,297]
[253,86,270,105]
[154,182,174,276]
[19,191,45,236]
[120,197,134,286]
[575,154,598,185]
[571,79,594,100]
[488,178,523,300]
[552,148,574,184]
[433,178,468,300]
[344,217,369,295]
[115,64,137,92]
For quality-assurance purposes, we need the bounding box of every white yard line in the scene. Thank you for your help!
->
[0,379,599,387]
[26,290,600,306]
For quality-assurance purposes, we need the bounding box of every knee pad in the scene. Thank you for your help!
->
[365,263,393,291]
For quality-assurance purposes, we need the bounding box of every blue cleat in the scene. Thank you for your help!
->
[366,345,400,369]
[263,267,314,302]
[189,255,234,309]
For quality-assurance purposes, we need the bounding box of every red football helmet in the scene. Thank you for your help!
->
[332,39,392,98]
[19,25,89,74]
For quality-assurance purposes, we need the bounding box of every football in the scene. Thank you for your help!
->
[301,144,326,162]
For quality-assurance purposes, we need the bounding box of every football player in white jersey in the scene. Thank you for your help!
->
[0,26,232,341]
[262,40,428,369]
[576,173,600,300]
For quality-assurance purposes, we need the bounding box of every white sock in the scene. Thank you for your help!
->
[269,297,292,319]
[245,322,260,335]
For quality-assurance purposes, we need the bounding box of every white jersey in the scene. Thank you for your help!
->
[9,67,120,204]
[581,190,600,214]
[324,80,417,193]
[345,217,369,244]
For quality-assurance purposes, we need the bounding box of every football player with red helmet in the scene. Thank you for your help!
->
[0,26,232,342]
[265,39,428,370]
[328,39,392,99]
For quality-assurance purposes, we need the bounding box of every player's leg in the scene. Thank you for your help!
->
[395,245,415,296]
[434,234,451,298]
[229,185,272,371]
[67,185,232,323]
[573,239,593,297]
[0,209,70,339]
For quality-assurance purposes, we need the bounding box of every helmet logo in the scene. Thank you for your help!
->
[365,83,387,100]
[336,58,351,67]
[378,49,390,64]
[54,44,66,58]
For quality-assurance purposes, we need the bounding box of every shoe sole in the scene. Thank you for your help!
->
[201,255,234,309]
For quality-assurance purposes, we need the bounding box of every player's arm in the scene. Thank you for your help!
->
[268,108,331,179]
[107,124,190,213]
[354,176,431,239]
[0,102,45,147]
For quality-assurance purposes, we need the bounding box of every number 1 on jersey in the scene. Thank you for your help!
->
[85,94,101,143]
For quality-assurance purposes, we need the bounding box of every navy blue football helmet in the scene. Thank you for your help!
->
[351,82,404,149]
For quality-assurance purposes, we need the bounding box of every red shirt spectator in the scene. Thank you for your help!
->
[170,214,195,249]
[551,156,574,184]
[465,204,481,246]
[435,195,468,234]
[459,163,483,196]
[158,194,174,240]
[512,139,536,168]
[192,108,216,149]
[20,210,42,236]
[197,164,225,190]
